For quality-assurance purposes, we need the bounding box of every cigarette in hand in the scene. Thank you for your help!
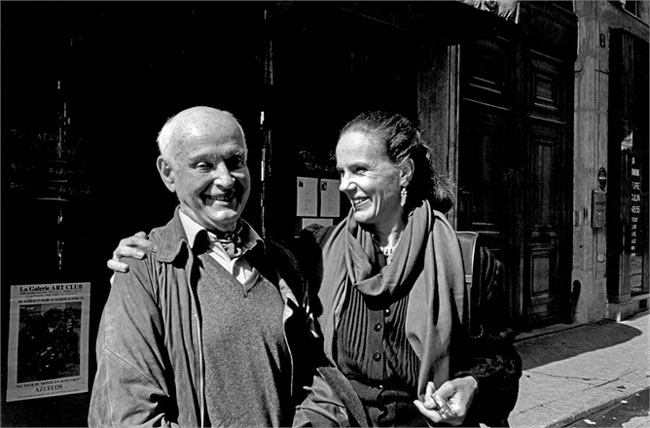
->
[432,393,456,418]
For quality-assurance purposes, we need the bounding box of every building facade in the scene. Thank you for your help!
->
[572,0,649,323]
[260,2,581,331]
[1,1,648,426]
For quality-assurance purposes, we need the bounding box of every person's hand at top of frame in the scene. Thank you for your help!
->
[106,231,156,273]
[413,377,477,426]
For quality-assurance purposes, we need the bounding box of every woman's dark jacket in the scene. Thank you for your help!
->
[290,217,522,427]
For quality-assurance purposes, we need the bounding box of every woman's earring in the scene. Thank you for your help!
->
[400,187,408,207]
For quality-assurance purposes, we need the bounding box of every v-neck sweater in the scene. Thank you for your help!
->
[196,252,292,427]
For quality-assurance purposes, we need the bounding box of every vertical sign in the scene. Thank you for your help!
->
[629,155,642,255]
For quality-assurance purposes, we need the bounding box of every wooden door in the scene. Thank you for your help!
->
[457,3,576,328]
[458,31,522,323]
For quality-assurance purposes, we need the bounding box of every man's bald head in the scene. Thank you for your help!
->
[157,106,246,164]
[155,106,251,232]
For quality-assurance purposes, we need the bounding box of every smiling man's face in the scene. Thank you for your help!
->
[158,110,250,232]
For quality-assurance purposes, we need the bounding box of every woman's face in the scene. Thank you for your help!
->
[336,130,404,230]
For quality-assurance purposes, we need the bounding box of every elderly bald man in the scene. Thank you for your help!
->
[88,107,362,427]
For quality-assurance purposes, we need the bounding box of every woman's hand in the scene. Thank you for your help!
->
[106,231,156,273]
[413,377,477,426]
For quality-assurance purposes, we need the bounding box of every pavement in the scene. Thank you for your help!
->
[509,310,650,428]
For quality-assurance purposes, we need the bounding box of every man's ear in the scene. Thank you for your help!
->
[157,156,176,193]
[400,157,415,187]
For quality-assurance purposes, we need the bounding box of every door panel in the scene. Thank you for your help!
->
[458,34,514,260]
[458,8,575,328]
[462,36,513,109]
[458,105,509,259]
[525,123,567,324]
[529,50,567,123]
[524,46,573,325]
[458,33,517,321]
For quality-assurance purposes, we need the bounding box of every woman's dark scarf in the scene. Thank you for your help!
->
[319,199,466,398]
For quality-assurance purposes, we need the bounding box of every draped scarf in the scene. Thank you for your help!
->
[318,200,466,398]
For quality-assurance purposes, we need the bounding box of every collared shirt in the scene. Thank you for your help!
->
[178,209,263,285]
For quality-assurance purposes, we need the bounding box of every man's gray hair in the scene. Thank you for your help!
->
[156,106,246,163]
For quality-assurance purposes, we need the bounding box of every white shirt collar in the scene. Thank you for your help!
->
[177,208,263,255]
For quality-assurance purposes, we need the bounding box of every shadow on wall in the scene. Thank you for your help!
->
[514,317,643,371]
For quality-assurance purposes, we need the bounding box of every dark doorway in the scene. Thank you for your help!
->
[262,4,418,239]
[2,3,267,425]
[607,29,650,303]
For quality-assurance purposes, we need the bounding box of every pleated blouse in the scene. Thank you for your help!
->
[334,248,421,395]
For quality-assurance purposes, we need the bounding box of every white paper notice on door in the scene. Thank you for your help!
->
[296,177,318,217]
[320,178,340,217]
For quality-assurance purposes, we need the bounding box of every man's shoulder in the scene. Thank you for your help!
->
[147,213,189,263]
[111,218,185,305]
[148,224,170,247]
[148,212,183,243]
[112,215,187,286]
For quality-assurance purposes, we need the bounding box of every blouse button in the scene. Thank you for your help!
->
[374,323,383,332]
[384,308,391,316]
[373,352,382,362]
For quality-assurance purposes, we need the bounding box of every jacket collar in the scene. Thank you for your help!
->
[155,207,192,263]
[154,207,298,310]
[155,206,267,264]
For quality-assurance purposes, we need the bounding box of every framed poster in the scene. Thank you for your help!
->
[6,282,90,401]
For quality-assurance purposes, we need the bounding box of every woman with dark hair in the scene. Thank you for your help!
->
[109,111,520,427]
[294,111,520,427]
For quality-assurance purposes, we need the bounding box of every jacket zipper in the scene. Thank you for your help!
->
[186,260,205,428]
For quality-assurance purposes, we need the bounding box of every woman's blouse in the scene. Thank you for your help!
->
[334,249,420,395]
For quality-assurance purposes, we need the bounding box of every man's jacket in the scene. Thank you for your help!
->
[89,209,364,427]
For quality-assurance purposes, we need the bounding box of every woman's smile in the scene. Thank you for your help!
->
[351,196,370,210]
